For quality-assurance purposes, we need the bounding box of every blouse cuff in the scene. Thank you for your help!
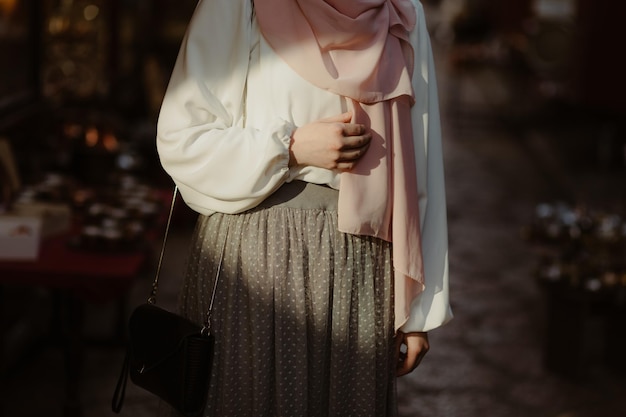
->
[276,119,295,174]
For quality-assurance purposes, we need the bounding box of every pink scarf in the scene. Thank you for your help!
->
[254,0,424,330]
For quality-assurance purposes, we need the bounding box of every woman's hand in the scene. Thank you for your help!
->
[289,112,371,171]
[395,331,430,377]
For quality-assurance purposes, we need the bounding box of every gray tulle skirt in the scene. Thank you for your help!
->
[171,181,397,417]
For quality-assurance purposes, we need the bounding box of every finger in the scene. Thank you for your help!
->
[340,133,371,150]
[397,356,421,376]
[336,161,356,171]
[396,332,429,377]
[396,361,412,377]
[338,149,362,162]
[341,123,367,137]
[396,348,418,377]
[409,334,430,368]
[395,332,409,376]
[406,341,426,372]
[319,111,353,124]
[337,143,369,162]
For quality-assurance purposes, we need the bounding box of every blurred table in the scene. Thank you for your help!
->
[0,230,151,301]
[0,191,172,417]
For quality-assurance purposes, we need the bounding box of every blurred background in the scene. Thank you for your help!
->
[0,0,625,416]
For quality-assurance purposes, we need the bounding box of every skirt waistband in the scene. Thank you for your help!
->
[256,181,339,211]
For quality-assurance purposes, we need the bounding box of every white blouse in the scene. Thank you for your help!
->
[156,0,452,333]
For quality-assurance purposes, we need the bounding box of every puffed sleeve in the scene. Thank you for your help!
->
[401,0,453,333]
[156,0,293,215]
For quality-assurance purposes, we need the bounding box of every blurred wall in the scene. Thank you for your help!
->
[575,0,626,116]
[459,0,625,117]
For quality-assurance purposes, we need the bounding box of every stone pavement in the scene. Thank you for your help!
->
[3,6,626,417]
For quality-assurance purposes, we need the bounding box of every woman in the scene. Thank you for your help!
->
[156,0,452,415]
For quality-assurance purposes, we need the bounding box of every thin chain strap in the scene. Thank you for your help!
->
[148,185,228,335]
[203,229,227,335]
[148,186,179,304]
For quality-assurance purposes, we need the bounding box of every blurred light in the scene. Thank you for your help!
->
[117,153,136,170]
[534,0,575,19]
[83,5,99,21]
[102,132,119,152]
[48,16,71,35]
[61,60,76,75]
[85,126,99,147]
[0,0,18,17]
[63,123,83,139]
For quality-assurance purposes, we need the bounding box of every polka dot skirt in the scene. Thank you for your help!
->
[169,182,398,417]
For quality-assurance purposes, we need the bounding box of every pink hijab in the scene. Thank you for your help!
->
[254,0,424,330]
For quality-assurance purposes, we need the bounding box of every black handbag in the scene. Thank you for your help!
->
[112,186,225,417]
